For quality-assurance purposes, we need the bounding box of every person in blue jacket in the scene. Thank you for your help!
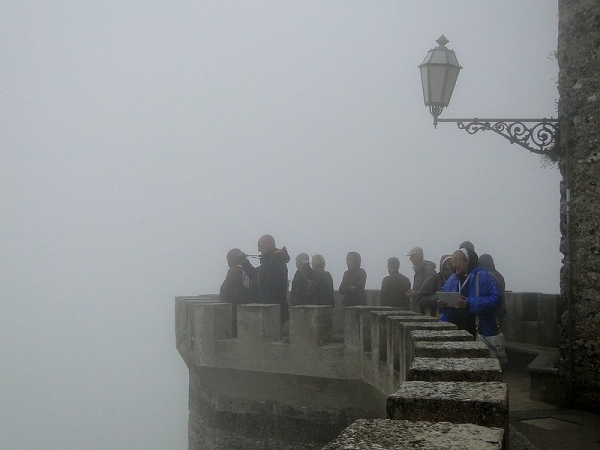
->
[438,247,500,338]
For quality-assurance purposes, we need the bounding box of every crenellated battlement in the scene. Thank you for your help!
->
[175,290,560,449]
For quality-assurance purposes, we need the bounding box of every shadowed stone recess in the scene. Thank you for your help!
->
[321,419,504,450]
[408,357,503,382]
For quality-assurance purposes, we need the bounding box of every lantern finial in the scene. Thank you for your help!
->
[436,35,449,47]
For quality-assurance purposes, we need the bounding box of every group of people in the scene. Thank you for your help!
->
[219,235,505,342]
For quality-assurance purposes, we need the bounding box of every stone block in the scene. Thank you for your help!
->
[409,329,474,343]
[370,310,414,360]
[322,419,504,450]
[187,302,232,365]
[400,322,457,381]
[414,340,490,359]
[408,357,503,382]
[387,381,508,448]
[237,304,281,343]
[343,305,399,351]
[386,316,440,376]
[289,305,333,347]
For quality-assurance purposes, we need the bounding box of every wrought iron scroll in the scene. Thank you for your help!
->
[448,119,559,155]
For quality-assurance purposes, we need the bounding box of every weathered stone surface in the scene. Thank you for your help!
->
[557,0,600,412]
[401,322,458,380]
[343,306,402,351]
[409,329,474,343]
[321,419,504,449]
[237,303,281,343]
[387,381,508,448]
[370,310,415,359]
[408,357,503,382]
[289,305,333,347]
[414,340,491,359]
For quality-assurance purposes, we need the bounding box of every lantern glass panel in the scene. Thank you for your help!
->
[429,65,448,105]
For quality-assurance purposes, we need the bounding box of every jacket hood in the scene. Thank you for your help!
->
[261,246,290,264]
[479,254,495,271]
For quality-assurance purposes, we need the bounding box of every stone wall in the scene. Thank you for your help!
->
[558,0,600,412]
[175,290,559,448]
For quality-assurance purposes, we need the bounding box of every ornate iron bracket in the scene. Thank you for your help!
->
[435,118,559,155]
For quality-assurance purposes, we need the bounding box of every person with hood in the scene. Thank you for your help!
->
[290,252,316,306]
[219,248,251,337]
[311,254,335,306]
[439,247,500,338]
[339,251,367,306]
[380,257,411,309]
[240,234,291,324]
[405,246,436,311]
[416,254,453,316]
[479,253,507,323]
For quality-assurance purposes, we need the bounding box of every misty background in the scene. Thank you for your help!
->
[1,2,559,449]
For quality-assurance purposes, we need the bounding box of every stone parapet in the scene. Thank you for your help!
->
[414,340,491,359]
[321,419,504,450]
[387,381,508,449]
[409,329,474,343]
[408,357,503,382]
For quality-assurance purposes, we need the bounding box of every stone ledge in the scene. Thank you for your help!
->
[414,340,491,359]
[386,381,508,448]
[408,357,503,382]
[321,419,504,449]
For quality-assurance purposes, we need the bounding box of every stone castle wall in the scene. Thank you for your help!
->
[176,290,559,449]
[557,0,600,411]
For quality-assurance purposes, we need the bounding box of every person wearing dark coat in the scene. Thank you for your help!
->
[290,252,316,306]
[240,234,291,323]
[479,253,507,323]
[380,257,411,309]
[405,246,437,310]
[339,251,367,306]
[416,254,453,316]
[219,248,251,337]
[311,254,335,306]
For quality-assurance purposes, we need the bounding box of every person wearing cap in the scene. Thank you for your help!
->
[416,254,453,317]
[380,257,411,309]
[290,252,316,306]
[439,247,500,337]
[405,246,436,311]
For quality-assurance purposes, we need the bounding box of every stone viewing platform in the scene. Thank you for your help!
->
[176,290,561,449]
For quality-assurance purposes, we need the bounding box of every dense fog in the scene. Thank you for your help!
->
[1,1,559,449]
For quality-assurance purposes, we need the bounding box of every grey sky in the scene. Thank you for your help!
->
[1,2,559,449]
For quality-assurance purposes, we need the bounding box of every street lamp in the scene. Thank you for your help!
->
[419,36,559,155]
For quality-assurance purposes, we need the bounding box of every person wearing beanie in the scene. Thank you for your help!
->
[219,248,251,337]
[438,247,500,338]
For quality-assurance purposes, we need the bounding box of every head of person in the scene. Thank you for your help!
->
[346,251,361,270]
[479,253,496,271]
[407,246,424,265]
[459,241,475,253]
[226,248,243,268]
[295,252,310,270]
[387,257,400,274]
[451,247,479,278]
[257,234,276,254]
[440,254,453,279]
[311,254,326,271]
